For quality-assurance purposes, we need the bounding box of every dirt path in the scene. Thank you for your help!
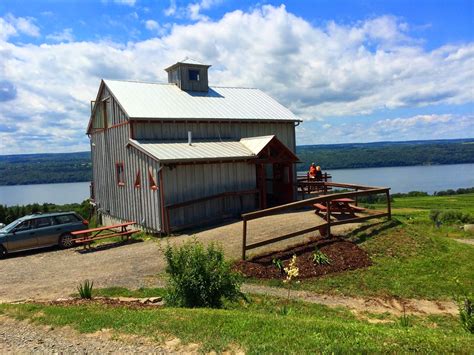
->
[242,284,458,316]
[454,238,474,246]
[1,210,355,302]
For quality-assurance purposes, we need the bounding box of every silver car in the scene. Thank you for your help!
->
[0,212,88,258]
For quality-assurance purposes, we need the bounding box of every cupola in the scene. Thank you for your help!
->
[165,58,211,92]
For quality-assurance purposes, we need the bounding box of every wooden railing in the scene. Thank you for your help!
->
[241,182,390,259]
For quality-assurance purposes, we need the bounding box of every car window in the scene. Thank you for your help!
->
[15,220,33,231]
[54,214,81,225]
[34,217,53,228]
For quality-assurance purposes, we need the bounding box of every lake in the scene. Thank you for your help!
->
[0,164,473,206]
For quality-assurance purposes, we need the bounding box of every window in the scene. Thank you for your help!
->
[188,69,200,81]
[134,170,141,188]
[34,217,52,228]
[116,162,125,186]
[54,214,81,225]
[148,167,158,191]
[14,220,33,232]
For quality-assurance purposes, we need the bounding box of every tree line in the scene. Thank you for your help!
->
[296,139,474,171]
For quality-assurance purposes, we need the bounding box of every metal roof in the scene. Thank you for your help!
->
[129,135,278,163]
[104,80,300,121]
[241,135,274,155]
[178,58,208,66]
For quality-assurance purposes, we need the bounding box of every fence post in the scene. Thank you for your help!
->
[355,188,358,206]
[326,202,331,237]
[242,219,248,260]
[386,190,391,220]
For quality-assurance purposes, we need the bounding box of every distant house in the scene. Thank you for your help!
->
[87,59,301,233]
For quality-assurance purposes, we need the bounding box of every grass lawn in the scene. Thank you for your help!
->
[251,194,474,300]
[1,293,472,353]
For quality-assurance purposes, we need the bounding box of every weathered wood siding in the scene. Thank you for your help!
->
[162,162,257,229]
[133,121,296,152]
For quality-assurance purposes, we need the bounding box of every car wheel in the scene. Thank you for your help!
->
[59,233,75,249]
[0,245,7,259]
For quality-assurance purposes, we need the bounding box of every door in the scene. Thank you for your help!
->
[273,163,294,205]
[33,217,58,246]
[7,220,37,251]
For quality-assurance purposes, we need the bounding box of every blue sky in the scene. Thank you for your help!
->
[0,0,473,154]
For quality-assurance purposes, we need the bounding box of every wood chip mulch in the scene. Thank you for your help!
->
[233,236,372,279]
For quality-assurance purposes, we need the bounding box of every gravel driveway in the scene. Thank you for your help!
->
[0,211,356,302]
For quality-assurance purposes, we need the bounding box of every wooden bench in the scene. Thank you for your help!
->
[71,222,139,250]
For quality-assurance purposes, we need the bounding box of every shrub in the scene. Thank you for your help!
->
[164,241,243,308]
[77,280,94,299]
[438,210,474,225]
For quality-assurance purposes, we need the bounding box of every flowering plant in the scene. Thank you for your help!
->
[283,255,299,284]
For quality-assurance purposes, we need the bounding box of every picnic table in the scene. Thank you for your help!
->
[71,222,139,249]
[313,198,365,216]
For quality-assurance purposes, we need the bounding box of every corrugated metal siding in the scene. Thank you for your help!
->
[104,80,300,121]
[133,121,296,153]
[162,162,257,229]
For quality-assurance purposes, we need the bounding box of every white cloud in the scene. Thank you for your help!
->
[297,114,474,145]
[164,0,177,16]
[109,0,136,6]
[0,13,40,40]
[46,28,74,42]
[165,0,222,21]
[0,5,473,154]
[144,20,160,31]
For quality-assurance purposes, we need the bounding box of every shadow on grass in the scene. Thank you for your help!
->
[345,219,402,244]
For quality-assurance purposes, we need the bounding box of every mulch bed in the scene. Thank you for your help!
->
[234,236,372,279]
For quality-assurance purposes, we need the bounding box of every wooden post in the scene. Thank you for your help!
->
[355,188,358,206]
[326,202,331,237]
[386,190,391,220]
[242,219,248,260]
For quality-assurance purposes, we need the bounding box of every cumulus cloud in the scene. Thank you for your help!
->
[46,28,74,42]
[165,0,222,21]
[0,5,473,154]
[297,114,474,144]
[0,13,40,40]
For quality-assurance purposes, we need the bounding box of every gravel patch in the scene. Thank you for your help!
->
[0,315,172,354]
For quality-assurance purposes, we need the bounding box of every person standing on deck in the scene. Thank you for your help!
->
[309,163,317,179]
[315,165,323,181]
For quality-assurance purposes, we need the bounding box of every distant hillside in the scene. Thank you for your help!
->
[0,138,473,185]
[296,138,474,171]
[0,152,91,186]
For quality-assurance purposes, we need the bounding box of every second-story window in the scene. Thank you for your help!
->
[116,162,125,186]
[188,69,200,81]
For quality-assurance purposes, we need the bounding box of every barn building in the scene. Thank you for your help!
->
[87,59,302,233]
